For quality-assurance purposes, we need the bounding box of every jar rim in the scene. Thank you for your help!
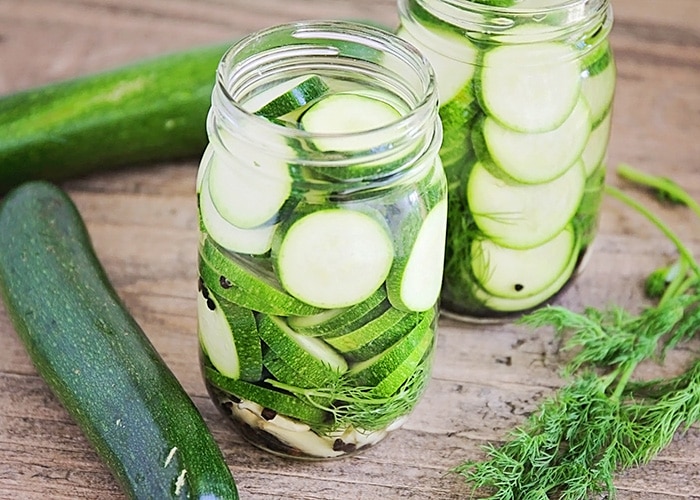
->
[435,0,606,14]
[401,0,611,39]
[211,20,439,166]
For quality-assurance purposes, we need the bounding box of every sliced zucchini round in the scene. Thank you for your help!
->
[472,228,581,312]
[205,367,328,424]
[467,160,586,249]
[582,55,616,127]
[396,26,478,103]
[299,92,402,153]
[273,207,394,309]
[325,308,423,362]
[207,153,293,229]
[470,224,576,299]
[199,174,277,255]
[478,97,592,184]
[478,42,581,133]
[582,111,612,177]
[263,350,329,391]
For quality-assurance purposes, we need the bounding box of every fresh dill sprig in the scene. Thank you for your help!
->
[454,164,700,499]
[265,355,432,434]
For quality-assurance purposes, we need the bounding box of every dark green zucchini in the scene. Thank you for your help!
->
[0,20,392,195]
[0,181,238,499]
[0,42,231,193]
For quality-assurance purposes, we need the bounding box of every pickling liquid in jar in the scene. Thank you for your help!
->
[195,21,446,459]
[397,0,616,321]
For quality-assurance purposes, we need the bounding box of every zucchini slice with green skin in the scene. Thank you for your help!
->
[199,236,322,317]
[348,309,435,397]
[263,350,324,389]
[472,228,581,312]
[478,42,581,133]
[475,97,592,184]
[0,43,232,194]
[206,152,293,230]
[205,367,329,425]
[386,196,448,312]
[258,314,348,387]
[581,42,616,127]
[197,283,263,382]
[273,207,394,309]
[199,173,277,255]
[248,75,330,119]
[395,26,478,103]
[470,224,577,299]
[286,286,390,338]
[299,92,402,153]
[467,160,586,249]
[582,61,616,128]
[0,181,238,500]
[582,111,612,177]
[325,308,425,362]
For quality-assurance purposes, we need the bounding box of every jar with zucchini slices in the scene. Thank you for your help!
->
[397,0,616,320]
[196,21,446,459]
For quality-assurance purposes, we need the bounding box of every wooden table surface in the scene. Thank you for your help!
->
[1,1,699,498]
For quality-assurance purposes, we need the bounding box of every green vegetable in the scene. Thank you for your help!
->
[454,164,700,499]
[398,5,613,318]
[386,194,448,313]
[300,92,402,150]
[473,97,592,184]
[0,19,392,194]
[198,160,279,255]
[0,43,232,192]
[478,42,581,133]
[466,160,586,249]
[197,283,263,382]
[470,224,577,300]
[206,367,330,425]
[205,150,293,230]
[199,236,322,317]
[257,314,348,386]
[347,309,435,396]
[266,341,434,433]
[325,307,423,361]
[251,75,330,119]
[272,207,394,309]
[0,181,238,499]
[287,286,390,337]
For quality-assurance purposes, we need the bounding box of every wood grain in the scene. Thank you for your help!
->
[1,0,699,498]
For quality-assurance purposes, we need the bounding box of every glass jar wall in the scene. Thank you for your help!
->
[196,21,446,459]
[397,0,616,321]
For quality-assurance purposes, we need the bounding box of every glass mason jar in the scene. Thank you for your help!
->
[397,0,616,321]
[195,21,446,459]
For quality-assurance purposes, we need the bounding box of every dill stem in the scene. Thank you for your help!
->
[610,361,638,402]
[616,163,700,220]
[659,259,694,306]
[605,184,700,280]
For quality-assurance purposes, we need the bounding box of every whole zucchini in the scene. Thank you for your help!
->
[0,42,231,193]
[0,181,239,499]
